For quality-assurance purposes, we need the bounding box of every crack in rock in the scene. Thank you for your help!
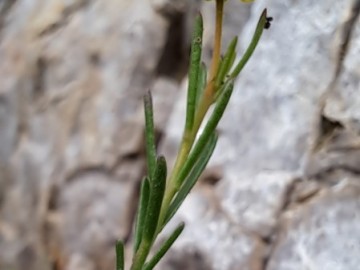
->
[312,0,360,154]
[260,178,300,270]
[38,0,90,37]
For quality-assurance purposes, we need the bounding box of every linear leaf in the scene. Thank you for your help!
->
[185,13,204,132]
[134,177,150,252]
[216,36,238,88]
[174,81,234,189]
[195,62,207,108]
[230,9,268,78]
[213,72,233,101]
[144,91,157,179]
[143,222,185,270]
[143,156,167,243]
[165,133,217,225]
[116,241,125,270]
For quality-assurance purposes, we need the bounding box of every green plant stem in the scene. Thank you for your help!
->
[164,133,218,225]
[116,241,124,270]
[143,223,185,270]
[117,4,270,269]
[131,157,167,270]
[185,14,203,133]
[157,0,225,233]
[131,239,151,270]
[208,0,224,88]
[134,178,150,252]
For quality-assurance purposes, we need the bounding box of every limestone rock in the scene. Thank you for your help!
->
[158,188,265,270]
[0,0,177,269]
[2,0,360,269]
[267,181,360,270]
[217,171,296,237]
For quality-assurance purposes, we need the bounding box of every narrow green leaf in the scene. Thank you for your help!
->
[230,8,268,78]
[185,13,204,132]
[165,133,217,225]
[116,241,125,270]
[228,48,237,73]
[143,222,185,270]
[174,81,234,189]
[134,177,150,252]
[195,62,207,108]
[144,91,157,179]
[213,73,231,101]
[131,157,167,270]
[143,156,167,243]
[216,36,238,88]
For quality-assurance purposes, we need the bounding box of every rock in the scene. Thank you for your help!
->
[58,173,131,269]
[217,171,296,237]
[158,79,187,167]
[220,0,351,172]
[324,0,360,133]
[2,0,360,269]
[152,78,179,132]
[267,181,360,270]
[158,188,265,270]
[150,0,191,17]
[66,254,96,270]
[0,0,177,269]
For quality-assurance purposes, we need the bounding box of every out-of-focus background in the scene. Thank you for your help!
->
[1,0,360,269]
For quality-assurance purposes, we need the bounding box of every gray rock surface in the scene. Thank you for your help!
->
[158,187,264,270]
[1,0,360,269]
[0,0,180,269]
[268,179,360,270]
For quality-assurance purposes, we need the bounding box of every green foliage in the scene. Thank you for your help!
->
[115,3,271,270]
[216,36,238,89]
[134,177,150,252]
[116,241,124,270]
[143,222,185,270]
[164,133,218,225]
[186,14,204,132]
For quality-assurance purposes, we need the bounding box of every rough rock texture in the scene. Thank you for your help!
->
[2,0,360,269]
[267,179,360,270]
[158,186,265,270]
[0,0,182,269]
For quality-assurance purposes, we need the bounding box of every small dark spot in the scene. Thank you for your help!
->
[202,174,221,186]
[312,114,344,153]
[90,52,100,65]
[123,152,140,160]
[33,57,46,101]
[51,259,62,270]
[320,115,343,137]
[264,16,273,30]
[48,186,60,211]
[200,166,223,186]
[194,37,202,44]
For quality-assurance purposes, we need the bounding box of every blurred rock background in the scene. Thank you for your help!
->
[1,0,360,269]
